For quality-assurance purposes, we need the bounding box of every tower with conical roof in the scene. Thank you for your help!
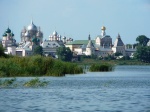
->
[112,33,125,56]
[86,34,95,56]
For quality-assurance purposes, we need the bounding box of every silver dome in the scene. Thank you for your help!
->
[36,31,43,37]
[62,36,66,39]
[27,20,37,31]
[53,31,57,36]
[24,31,30,37]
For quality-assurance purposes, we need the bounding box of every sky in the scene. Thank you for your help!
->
[0,0,150,44]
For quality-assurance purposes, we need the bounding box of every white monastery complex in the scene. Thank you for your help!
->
[1,20,138,58]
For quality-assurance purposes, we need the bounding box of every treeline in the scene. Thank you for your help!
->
[0,55,83,77]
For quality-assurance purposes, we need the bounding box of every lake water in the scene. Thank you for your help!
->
[0,65,150,112]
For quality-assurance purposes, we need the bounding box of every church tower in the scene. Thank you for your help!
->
[86,34,95,56]
[1,27,16,48]
[112,34,125,56]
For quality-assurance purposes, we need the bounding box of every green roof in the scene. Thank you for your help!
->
[66,40,95,45]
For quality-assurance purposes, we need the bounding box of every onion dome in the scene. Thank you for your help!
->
[24,31,30,37]
[5,27,11,33]
[32,37,40,42]
[53,31,57,36]
[49,35,53,38]
[36,32,40,37]
[36,31,43,37]
[27,20,37,31]
[101,26,106,30]
[62,36,66,39]
[3,33,7,37]
[21,27,26,33]
[58,35,61,39]
[32,37,36,42]
[11,32,14,37]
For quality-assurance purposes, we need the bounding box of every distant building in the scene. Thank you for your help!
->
[112,34,125,56]
[1,27,16,48]
[41,31,65,57]
[95,26,112,49]
[84,34,95,56]
[1,27,17,55]
[71,35,95,55]
[0,23,137,58]
[95,26,113,57]
[16,20,43,56]
[20,20,43,43]
[65,26,136,58]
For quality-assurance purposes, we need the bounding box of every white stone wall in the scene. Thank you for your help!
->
[7,46,16,55]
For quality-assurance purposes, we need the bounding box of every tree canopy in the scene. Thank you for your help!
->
[33,46,43,56]
[56,47,73,62]
[134,46,150,62]
[0,45,7,57]
[136,35,149,46]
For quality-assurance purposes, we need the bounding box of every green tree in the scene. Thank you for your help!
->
[56,47,73,61]
[136,35,149,46]
[114,52,122,56]
[0,45,6,57]
[134,46,150,62]
[34,46,43,56]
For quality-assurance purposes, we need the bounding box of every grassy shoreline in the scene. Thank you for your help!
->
[0,56,83,77]
[0,56,149,77]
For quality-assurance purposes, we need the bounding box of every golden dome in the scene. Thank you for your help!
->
[101,26,106,30]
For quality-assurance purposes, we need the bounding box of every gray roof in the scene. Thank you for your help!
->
[42,40,64,48]
[87,40,95,48]
[113,35,124,47]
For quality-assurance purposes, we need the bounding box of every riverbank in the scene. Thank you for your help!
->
[75,58,150,65]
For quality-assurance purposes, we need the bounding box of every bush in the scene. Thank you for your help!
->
[89,63,114,72]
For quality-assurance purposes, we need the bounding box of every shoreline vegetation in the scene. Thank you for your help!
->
[0,55,149,78]
[0,55,83,77]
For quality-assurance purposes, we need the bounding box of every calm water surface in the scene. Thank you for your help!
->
[0,65,150,112]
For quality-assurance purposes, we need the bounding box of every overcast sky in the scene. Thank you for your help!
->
[0,0,150,44]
